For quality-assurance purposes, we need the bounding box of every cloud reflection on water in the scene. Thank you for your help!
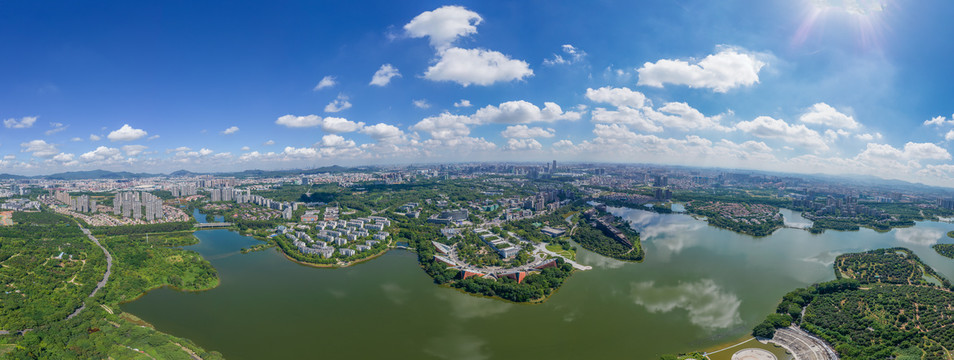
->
[631,279,742,330]
[894,227,943,246]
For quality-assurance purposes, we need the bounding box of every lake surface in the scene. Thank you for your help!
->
[123,207,954,359]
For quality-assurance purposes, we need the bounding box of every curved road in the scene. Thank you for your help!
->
[66,226,113,320]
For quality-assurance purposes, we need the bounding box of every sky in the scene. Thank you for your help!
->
[3,0,954,186]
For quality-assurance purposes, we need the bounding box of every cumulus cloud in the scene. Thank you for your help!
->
[275,114,363,132]
[637,47,766,92]
[263,140,275,146]
[324,94,353,113]
[472,101,580,124]
[121,145,147,156]
[361,123,405,143]
[591,106,664,133]
[321,117,365,133]
[855,132,883,141]
[799,103,859,129]
[413,99,431,109]
[89,134,101,141]
[20,140,58,158]
[276,114,322,128]
[4,116,37,129]
[504,138,542,151]
[424,47,533,86]
[585,86,648,108]
[923,115,954,127]
[404,5,482,50]
[500,125,555,138]
[107,124,148,142]
[454,99,472,108]
[894,227,942,246]
[80,146,122,162]
[241,146,251,151]
[543,44,586,66]
[370,64,401,87]
[314,75,336,90]
[222,126,239,135]
[412,113,473,140]
[52,152,75,163]
[735,116,828,151]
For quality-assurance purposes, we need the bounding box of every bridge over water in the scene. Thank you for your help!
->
[194,222,233,228]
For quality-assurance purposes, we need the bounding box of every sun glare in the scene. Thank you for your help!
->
[793,0,890,50]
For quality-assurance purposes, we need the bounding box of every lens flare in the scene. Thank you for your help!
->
[792,0,890,50]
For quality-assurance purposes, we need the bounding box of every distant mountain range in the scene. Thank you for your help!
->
[0,165,359,180]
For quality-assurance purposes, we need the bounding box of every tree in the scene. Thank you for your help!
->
[753,322,776,339]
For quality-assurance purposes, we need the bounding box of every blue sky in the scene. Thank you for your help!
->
[3,0,954,185]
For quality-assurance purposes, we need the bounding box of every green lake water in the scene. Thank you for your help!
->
[122,207,954,359]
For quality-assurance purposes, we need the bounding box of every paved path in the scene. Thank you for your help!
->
[66,226,113,320]
[534,243,592,270]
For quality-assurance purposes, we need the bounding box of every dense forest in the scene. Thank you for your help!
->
[754,247,954,359]
[0,212,223,358]
[0,214,105,330]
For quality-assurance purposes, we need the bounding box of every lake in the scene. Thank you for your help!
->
[122,207,954,359]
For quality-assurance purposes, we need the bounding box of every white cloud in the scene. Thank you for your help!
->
[107,124,148,142]
[404,5,482,50]
[4,116,37,129]
[241,146,251,151]
[454,99,472,108]
[222,126,239,135]
[45,122,68,135]
[147,134,160,140]
[276,114,322,128]
[413,99,431,109]
[472,101,580,124]
[370,64,401,87]
[799,103,859,129]
[80,146,122,162]
[591,107,663,133]
[319,134,356,148]
[324,94,353,113]
[637,47,766,92]
[20,140,58,158]
[855,132,882,141]
[70,137,82,142]
[585,86,648,108]
[543,44,586,66]
[263,140,275,146]
[361,123,405,143]
[735,116,829,150]
[923,115,954,127]
[121,145,148,156]
[199,148,214,156]
[644,102,728,131]
[89,134,101,141]
[412,113,473,140]
[314,75,336,90]
[946,130,954,141]
[321,117,365,133]
[52,152,75,163]
[424,47,533,87]
[504,138,542,151]
[500,125,555,138]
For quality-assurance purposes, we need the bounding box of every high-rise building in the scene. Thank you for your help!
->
[552,160,557,173]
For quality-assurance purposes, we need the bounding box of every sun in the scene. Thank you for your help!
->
[792,0,891,50]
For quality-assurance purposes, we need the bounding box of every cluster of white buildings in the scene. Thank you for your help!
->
[282,215,391,259]
[209,187,295,220]
[474,228,521,258]
[114,191,165,221]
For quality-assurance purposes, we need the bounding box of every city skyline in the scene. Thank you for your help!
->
[4,1,954,187]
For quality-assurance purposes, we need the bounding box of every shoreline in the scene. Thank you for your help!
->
[275,244,392,269]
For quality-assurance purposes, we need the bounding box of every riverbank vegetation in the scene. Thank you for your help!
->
[754,247,954,359]
[0,211,223,359]
[933,243,954,259]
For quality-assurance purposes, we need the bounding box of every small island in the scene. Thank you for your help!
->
[684,200,783,236]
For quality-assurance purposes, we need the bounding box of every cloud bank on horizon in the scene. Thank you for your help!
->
[2,1,954,186]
